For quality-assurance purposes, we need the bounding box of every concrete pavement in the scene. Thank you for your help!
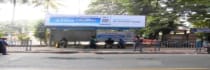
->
[0,53,210,70]
[6,46,208,54]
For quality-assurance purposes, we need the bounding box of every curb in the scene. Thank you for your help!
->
[8,51,208,54]
[7,51,78,53]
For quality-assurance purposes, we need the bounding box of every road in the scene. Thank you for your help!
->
[0,53,210,70]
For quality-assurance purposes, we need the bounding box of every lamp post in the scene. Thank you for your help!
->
[159,32,162,41]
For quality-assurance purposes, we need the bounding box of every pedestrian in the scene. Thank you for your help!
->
[133,36,143,52]
[207,44,210,54]
[0,38,8,55]
[89,36,97,49]
[59,37,68,48]
[153,39,161,51]
[203,39,210,54]
[117,38,125,49]
[195,38,202,53]
[104,38,114,48]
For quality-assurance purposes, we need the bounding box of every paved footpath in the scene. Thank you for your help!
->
[6,46,208,54]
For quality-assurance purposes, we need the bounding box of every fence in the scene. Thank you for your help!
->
[7,40,32,52]
[142,39,196,48]
[160,40,196,48]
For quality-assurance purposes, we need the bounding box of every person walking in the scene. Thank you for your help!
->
[0,38,8,55]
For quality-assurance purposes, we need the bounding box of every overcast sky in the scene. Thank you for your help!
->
[0,0,91,21]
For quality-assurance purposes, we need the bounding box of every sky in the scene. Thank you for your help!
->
[0,0,91,21]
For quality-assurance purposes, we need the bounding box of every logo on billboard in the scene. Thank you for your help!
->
[100,16,110,25]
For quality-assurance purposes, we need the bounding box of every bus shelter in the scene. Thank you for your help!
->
[45,15,146,46]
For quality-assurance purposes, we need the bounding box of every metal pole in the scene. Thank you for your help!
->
[25,40,28,51]
[29,40,32,51]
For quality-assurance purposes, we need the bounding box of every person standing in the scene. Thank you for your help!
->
[153,39,161,51]
[0,38,8,55]
[118,38,125,49]
[133,36,143,52]
[206,43,210,54]
[203,39,210,54]
[89,36,97,49]
[59,37,68,48]
[195,38,202,53]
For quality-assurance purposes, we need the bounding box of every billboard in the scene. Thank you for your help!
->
[45,15,145,28]
[96,31,135,41]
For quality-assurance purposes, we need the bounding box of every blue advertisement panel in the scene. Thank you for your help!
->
[49,17,101,24]
[96,31,134,41]
[96,34,125,41]
[45,15,145,28]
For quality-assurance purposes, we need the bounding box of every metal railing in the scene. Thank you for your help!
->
[7,40,32,52]
[160,40,196,48]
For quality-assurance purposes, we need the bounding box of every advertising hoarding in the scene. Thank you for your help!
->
[96,31,135,42]
[45,15,145,28]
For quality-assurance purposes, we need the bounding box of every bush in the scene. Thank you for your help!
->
[17,33,30,41]
[0,31,3,38]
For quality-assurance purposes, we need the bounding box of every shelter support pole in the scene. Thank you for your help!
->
[49,29,53,47]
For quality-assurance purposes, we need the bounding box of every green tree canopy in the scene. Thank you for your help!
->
[85,0,128,15]
[34,20,48,45]
[86,0,210,39]
[31,0,62,13]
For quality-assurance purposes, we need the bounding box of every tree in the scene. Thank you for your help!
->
[86,0,210,39]
[10,0,26,32]
[32,0,61,13]
[34,20,48,45]
[0,31,3,38]
[31,0,61,45]
[125,0,183,39]
[118,0,210,39]
[159,0,210,28]
[171,0,210,38]
[85,0,128,15]
[86,0,177,39]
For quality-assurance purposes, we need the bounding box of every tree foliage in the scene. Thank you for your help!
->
[86,0,128,15]
[0,31,3,38]
[32,0,61,12]
[86,0,182,39]
[86,0,210,39]
[165,0,210,28]
[34,20,48,45]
